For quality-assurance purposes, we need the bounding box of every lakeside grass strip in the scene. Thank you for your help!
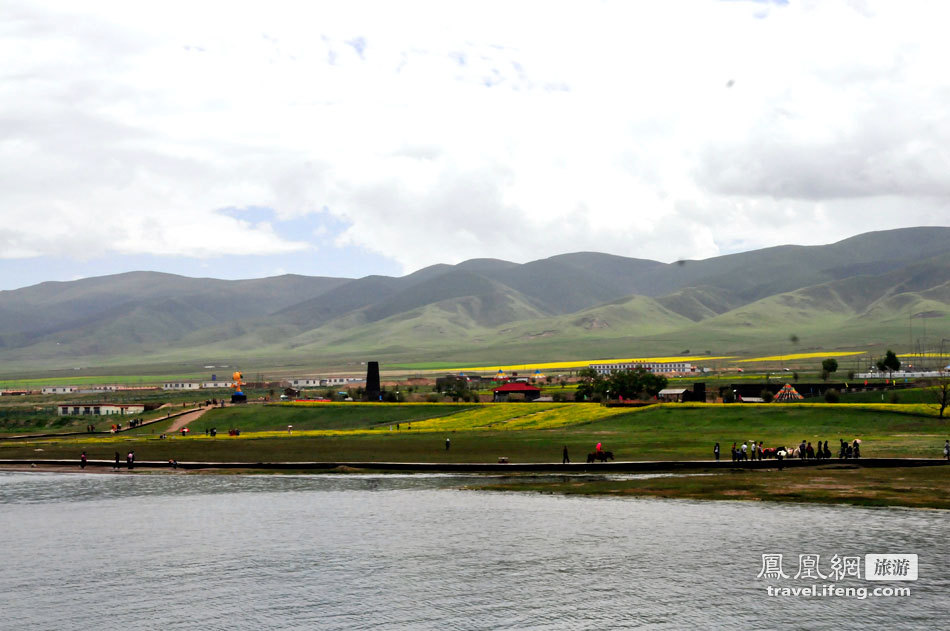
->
[472,466,950,510]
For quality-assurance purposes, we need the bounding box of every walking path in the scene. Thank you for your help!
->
[166,407,211,433]
[2,457,947,473]
[0,407,205,440]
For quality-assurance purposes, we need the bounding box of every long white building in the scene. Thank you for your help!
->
[58,404,146,416]
[589,362,697,375]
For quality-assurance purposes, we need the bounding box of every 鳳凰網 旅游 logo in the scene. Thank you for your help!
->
[756,553,916,599]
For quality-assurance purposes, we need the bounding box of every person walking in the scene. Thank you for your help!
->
[944,440,949,461]
[799,440,807,460]
[562,445,570,464]
[114,451,120,471]
[80,451,87,470]
[740,441,748,461]
[445,437,451,451]
[126,450,134,470]
[714,442,720,461]
[731,442,737,462]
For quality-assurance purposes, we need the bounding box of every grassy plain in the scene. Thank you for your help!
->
[3,402,947,464]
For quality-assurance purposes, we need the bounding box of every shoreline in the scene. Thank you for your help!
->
[2,456,947,473]
[4,460,948,510]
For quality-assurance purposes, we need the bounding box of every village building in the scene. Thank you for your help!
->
[58,403,146,416]
[201,380,234,389]
[589,361,697,375]
[42,386,79,395]
[492,382,542,402]
[162,382,201,390]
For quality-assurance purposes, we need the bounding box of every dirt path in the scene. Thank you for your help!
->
[167,407,210,433]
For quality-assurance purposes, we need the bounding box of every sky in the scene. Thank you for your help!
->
[2,0,949,290]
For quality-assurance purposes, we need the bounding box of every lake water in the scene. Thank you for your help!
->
[0,472,946,630]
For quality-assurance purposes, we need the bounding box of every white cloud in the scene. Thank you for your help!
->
[2,0,949,272]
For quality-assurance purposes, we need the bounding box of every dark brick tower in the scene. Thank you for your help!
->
[365,361,381,401]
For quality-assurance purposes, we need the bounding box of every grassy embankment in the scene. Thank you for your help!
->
[473,466,950,510]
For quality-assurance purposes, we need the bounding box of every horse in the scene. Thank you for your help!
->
[586,450,615,463]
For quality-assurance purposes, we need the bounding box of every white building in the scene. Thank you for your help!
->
[201,381,234,389]
[42,386,79,395]
[323,377,363,386]
[77,385,119,394]
[58,404,146,416]
[286,378,321,387]
[162,382,201,390]
[589,362,696,375]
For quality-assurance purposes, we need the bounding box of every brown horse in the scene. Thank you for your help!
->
[586,451,614,463]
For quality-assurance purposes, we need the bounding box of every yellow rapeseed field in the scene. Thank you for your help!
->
[736,351,864,363]
[461,356,734,373]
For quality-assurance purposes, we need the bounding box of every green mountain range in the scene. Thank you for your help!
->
[1,227,947,375]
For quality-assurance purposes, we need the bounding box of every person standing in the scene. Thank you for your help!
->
[562,445,570,464]
[799,440,807,460]
[114,451,120,471]
[445,437,451,451]
[126,450,134,470]
[80,451,87,470]
[944,440,949,461]
[740,441,748,460]
[731,442,737,462]
[713,442,720,461]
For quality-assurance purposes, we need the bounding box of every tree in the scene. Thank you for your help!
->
[925,377,950,418]
[876,349,901,374]
[821,358,839,374]
[604,369,668,400]
[439,376,470,402]
[574,368,604,401]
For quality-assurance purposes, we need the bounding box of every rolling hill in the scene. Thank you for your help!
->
[0,227,947,374]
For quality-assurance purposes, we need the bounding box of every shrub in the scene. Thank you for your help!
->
[760,389,774,403]
[888,391,900,404]
[824,389,840,403]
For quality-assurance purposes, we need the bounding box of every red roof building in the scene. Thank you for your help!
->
[492,382,542,401]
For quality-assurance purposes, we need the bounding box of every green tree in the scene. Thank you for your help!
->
[876,349,901,374]
[574,368,604,401]
[441,376,470,402]
[604,369,667,400]
[821,358,839,374]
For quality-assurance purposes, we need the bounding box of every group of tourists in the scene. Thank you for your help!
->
[107,418,143,433]
[727,441,768,461]
[723,438,863,462]
[838,439,861,459]
[108,450,135,470]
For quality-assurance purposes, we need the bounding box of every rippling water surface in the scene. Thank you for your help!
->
[0,472,946,630]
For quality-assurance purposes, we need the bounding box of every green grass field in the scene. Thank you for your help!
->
[3,402,947,464]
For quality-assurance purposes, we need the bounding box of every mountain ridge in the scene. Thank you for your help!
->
[1,227,947,371]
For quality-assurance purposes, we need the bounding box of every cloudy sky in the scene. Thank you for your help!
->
[2,0,949,290]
